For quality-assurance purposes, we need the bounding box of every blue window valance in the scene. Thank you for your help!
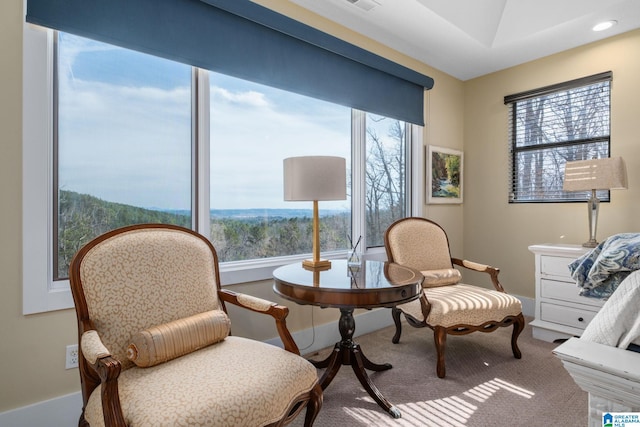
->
[26,0,434,125]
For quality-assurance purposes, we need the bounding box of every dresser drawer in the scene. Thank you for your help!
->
[530,244,595,342]
[540,302,598,330]
[540,255,575,280]
[540,279,605,308]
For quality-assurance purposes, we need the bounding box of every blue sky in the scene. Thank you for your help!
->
[57,32,352,211]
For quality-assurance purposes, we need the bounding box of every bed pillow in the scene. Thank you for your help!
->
[127,310,231,367]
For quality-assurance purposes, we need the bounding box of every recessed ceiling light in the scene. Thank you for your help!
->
[345,0,380,12]
[592,20,617,32]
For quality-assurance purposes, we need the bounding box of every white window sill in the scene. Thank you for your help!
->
[24,248,387,315]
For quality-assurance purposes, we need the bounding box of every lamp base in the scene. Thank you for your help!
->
[302,259,332,270]
[583,190,600,249]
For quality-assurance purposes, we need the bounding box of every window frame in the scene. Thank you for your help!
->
[505,72,612,203]
[22,25,423,314]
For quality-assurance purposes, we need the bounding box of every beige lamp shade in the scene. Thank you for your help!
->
[563,156,628,248]
[283,156,346,270]
[283,156,347,201]
[563,157,628,191]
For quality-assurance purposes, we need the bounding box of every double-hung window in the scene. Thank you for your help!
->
[23,27,423,314]
[505,72,612,203]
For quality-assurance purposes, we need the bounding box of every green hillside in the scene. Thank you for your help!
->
[56,190,350,279]
[57,190,191,278]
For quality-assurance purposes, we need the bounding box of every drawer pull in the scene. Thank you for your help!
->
[578,317,584,322]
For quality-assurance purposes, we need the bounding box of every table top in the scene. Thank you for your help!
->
[273,260,423,309]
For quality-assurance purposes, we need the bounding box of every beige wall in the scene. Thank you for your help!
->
[0,0,462,412]
[422,74,466,256]
[463,29,640,298]
[1,0,86,411]
[5,0,637,414]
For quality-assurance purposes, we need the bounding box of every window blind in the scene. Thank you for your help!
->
[25,0,434,125]
[504,72,612,203]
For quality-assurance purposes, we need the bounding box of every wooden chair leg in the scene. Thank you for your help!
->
[79,413,89,427]
[434,326,447,378]
[511,313,525,359]
[303,383,323,427]
[391,307,403,344]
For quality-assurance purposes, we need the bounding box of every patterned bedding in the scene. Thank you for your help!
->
[568,233,640,299]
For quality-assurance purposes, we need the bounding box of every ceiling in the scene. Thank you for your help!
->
[288,0,640,81]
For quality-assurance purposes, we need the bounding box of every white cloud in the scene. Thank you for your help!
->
[58,33,352,210]
[211,86,270,108]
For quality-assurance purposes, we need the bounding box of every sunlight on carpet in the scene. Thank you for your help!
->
[290,320,586,427]
[341,378,534,426]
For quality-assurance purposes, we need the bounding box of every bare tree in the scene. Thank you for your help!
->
[513,81,609,201]
[365,117,406,245]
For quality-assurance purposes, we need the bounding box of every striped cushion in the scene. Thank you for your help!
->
[398,283,522,328]
[127,310,231,367]
[421,268,462,288]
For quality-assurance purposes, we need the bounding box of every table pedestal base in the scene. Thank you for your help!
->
[310,308,401,419]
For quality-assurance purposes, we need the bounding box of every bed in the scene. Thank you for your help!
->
[553,235,640,427]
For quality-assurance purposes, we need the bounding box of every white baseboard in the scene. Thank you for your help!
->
[0,295,533,427]
[0,391,83,427]
[265,306,395,355]
[519,294,535,318]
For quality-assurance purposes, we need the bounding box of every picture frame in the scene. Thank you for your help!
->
[426,145,463,204]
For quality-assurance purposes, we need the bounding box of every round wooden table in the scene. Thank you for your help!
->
[273,260,423,418]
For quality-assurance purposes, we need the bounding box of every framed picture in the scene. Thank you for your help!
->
[427,145,463,204]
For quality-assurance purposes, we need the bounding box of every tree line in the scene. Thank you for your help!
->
[57,118,408,277]
[57,190,350,278]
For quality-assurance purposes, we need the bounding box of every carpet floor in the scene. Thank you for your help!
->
[291,317,587,427]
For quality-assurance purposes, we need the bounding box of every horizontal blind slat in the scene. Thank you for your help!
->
[507,74,611,203]
[504,71,612,104]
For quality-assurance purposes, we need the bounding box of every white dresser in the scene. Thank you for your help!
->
[529,244,605,342]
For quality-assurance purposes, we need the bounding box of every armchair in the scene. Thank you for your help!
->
[384,217,525,378]
[69,224,322,427]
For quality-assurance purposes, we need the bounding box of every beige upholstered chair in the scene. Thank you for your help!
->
[69,224,322,427]
[384,217,525,378]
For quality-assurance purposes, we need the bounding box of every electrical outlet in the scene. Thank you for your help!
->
[65,344,79,369]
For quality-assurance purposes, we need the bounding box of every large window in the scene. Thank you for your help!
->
[55,33,193,279]
[505,72,612,203]
[364,114,409,247]
[23,27,423,313]
[208,72,351,262]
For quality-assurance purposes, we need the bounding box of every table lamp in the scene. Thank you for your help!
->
[563,157,628,248]
[284,156,346,270]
